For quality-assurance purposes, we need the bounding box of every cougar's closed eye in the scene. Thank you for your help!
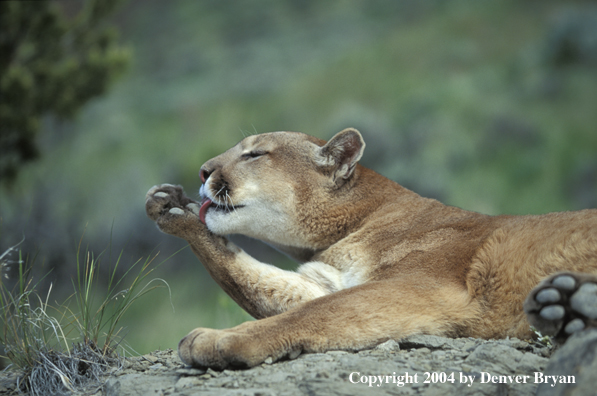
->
[241,150,268,160]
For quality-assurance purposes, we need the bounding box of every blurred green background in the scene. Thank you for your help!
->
[1,0,597,354]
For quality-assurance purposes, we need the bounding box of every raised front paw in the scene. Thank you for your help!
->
[178,325,301,370]
[145,184,202,238]
[524,272,597,342]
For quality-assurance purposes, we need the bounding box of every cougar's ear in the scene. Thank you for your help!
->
[316,128,365,184]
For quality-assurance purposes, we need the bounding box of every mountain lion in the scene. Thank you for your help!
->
[145,128,597,369]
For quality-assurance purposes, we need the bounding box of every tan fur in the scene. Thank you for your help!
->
[145,128,597,369]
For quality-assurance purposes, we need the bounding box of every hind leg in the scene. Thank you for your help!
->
[524,272,597,342]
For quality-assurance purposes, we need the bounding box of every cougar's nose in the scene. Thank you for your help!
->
[200,167,211,183]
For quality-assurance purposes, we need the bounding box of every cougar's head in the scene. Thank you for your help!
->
[198,128,365,249]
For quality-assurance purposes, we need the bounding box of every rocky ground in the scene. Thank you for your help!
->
[1,330,595,396]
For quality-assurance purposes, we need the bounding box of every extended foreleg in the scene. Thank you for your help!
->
[178,278,479,369]
[145,184,338,318]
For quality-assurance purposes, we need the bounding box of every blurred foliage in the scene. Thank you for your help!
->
[0,0,129,184]
[1,0,596,353]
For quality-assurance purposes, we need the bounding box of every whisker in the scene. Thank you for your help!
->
[229,193,237,214]
[225,191,231,214]
[225,191,237,215]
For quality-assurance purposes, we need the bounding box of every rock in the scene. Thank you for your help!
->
[95,336,551,395]
[375,339,401,352]
[103,374,178,396]
[2,332,593,395]
[535,329,597,396]
[174,376,203,392]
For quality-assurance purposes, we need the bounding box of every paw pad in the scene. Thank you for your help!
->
[552,275,576,290]
[539,305,565,320]
[564,318,585,334]
[570,283,597,319]
[169,207,185,215]
[187,203,200,216]
[524,272,597,342]
[536,288,560,304]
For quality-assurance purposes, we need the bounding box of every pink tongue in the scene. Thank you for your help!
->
[199,198,212,224]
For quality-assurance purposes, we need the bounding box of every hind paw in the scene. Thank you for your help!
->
[524,272,597,342]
